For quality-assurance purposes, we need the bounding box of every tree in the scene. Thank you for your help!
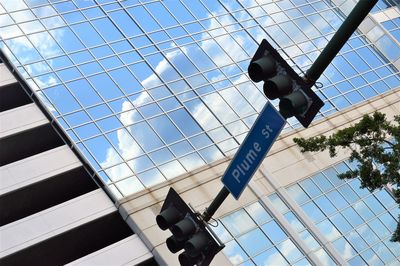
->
[293,112,400,242]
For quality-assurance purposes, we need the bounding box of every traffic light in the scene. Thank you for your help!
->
[248,39,324,128]
[156,188,224,266]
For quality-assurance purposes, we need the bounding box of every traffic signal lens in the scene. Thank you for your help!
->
[166,235,185,253]
[279,91,308,118]
[184,232,209,257]
[171,218,196,239]
[156,206,181,230]
[178,252,197,266]
[263,75,293,100]
[248,55,276,82]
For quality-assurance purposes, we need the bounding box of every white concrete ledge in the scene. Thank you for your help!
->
[65,235,152,266]
[0,145,82,196]
[0,103,48,139]
[0,189,116,258]
[0,64,17,87]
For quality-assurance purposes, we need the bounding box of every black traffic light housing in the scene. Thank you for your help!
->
[248,39,324,128]
[156,188,224,266]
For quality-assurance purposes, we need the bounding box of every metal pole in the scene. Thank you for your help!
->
[305,0,378,83]
[202,186,230,222]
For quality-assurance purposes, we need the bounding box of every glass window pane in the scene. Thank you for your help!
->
[299,230,320,251]
[356,224,380,246]
[148,115,184,144]
[284,212,305,232]
[84,135,123,168]
[253,247,288,266]
[71,22,104,47]
[330,213,352,234]
[268,193,289,214]
[301,202,325,223]
[212,222,232,243]
[342,207,364,227]
[92,17,123,42]
[44,84,80,113]
[128,121,164,152]
[169,109,203,137]
[346,231,368,253]
[314,195,337,216]
[314,248,336,266]
[245,202,272,225]
[261,220,287,243]
[277,239,303,264]
[237,228,272,256]
[109,9,142,37]
[137,168,165,187]
[333,237,357,260]
[300,179,322,198]
[316,219,341,242]
[311,173,334,192]
[221,209,256,237]
[326,190,349,210]
[223,240,248,265]
[88,73,123,100]
[49,27,84,53]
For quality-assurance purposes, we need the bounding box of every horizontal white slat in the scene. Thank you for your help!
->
[0,189,116,258]
[0,145,82,196]
[66,235,152,266]
[0,103,48,139]
[0,64,16,87]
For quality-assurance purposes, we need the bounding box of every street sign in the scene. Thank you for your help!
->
[222,102,286,199]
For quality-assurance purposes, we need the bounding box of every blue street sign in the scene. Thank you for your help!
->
[222,102,286,199]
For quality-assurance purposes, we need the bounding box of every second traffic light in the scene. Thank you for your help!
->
[248,39,324,128]
[156,188,224,266]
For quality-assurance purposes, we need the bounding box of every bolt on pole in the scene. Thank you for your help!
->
[305,0,378,83]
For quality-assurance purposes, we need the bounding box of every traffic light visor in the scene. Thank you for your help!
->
[178,252,197,266]
[156,206,181,230]
[263,75,293,100]
[279,90,308,118]
[184,232,209,257]
[248,55,276,82]
[166,235,185,253]
[171,217,197,240]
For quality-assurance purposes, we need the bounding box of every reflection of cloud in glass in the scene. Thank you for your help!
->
[1,0,27,12]
[101,101,144,177]
[96,5,269,187]
[254,247,287,266]
[223,241,245,265]
[1,11,65,89]
[221,209,256,236]
[229,254,244,265]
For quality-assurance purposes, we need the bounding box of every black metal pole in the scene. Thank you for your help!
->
[202,186,230,222]
[305,0,378,83]
[199,1,380,224]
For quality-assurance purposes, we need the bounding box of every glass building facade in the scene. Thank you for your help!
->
[1,0,399,199]
[216,160,400,265]
[1,1,399,264]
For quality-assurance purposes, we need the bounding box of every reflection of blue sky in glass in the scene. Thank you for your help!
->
[287,160,399,265]
[213,159,399,265]
[0,0,399,198]
[371,0,400,13]
[216,200,313,265]
[382,18,400,43]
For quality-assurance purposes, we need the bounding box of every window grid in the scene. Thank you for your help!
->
[214,201,311,266]
[1,0,399,197]
[382,17,400,43]
[267,192,337,265]
[286,160,400,265]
